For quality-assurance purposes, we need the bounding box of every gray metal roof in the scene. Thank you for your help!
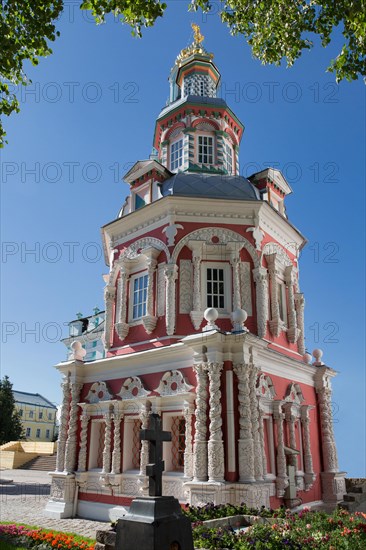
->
[160,172,261,201]
[13,391,57,409]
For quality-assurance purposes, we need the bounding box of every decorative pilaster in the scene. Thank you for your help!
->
[56,375,70,472]
[101,411,112,475]
[207,362,225,482]
[300,405,316,490]
[284,403,302,488]
[230,257,241,311]
[77,406,89,472]
[258,408,268,478]
[142,259,158,334]
[253,267,268,338]
[183,401,194,479]
[294,293,305,355]
[139,401,152,477]
[164,264,178,335]
[273,401,288,497]
[285,266,299,343]
[111,409,123,475]
[233,363,255,482]
[266,253,281,337]
[104,284,116,349]
[64,382,82,473]
[249,365,264,480]
[190,248,203,330]
[115,265,130,340]
[193,363,208,481]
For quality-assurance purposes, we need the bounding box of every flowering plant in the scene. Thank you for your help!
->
[0,524,95,550]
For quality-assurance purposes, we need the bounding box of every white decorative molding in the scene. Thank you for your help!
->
[285,265,299,344]
[85,381,113,404]
[315,368,339,474]
[103,284,116,349]
[102,411,112,474]
[193,363,208,481]
[142,258,157,334]
[172,226,259,268]
[246,226,264,251]
[154,370,193,396]
[157,262,166,317]
[165,264,178,335]
[300,405,316,491]
[56,375,70,473]
[207,362,225,482]
[261,242,293,267]
[117,376,149,400]
[231,257,241,311]
[64,382,83,473]
[284,382,304,405]
[179,260,193,314]
[295,292,305,355]
[139,401,152,478]
[239,261,253,316]
[233,363,255,482]
[273,401,289,497]
[253,267,268,338]
[111,409,123,475]
[189,243,203,330]
[77,407,89,472]
[249,364,264,481]
[120,237,169,261]
[256,373,276,400]
[162,222,184,246]
[115,265,130,341]
[183,401,194,479]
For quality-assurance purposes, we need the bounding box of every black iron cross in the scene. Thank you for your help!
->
[140,413,172,497]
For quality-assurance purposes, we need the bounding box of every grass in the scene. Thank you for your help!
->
[0,542,26,550]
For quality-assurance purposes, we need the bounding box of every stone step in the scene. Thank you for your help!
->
[20,454,57,471]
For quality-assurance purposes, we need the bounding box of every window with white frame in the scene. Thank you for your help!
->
[277,282,288,324]
[46,429,50,439]
[224,142,233,174]
[29,411,34,419]
[130,272,148,320]
[170,139,183,171]
[36,428,41,438]
[39,412,43,419]
[198,135,214,165]
[202,263,231,313]
[26,427,31,437]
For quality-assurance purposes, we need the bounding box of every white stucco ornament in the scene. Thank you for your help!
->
[70,341,86,361]
[162,222,184,246]
[246,226,264,251]
[303,353,312,364]
[202,307,219,332]
[313,349,324,366]
[154,370,193,396]
[85,381,113,403]
[231,307,248,332]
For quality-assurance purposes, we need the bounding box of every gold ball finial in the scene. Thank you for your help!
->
[191,23,204,45]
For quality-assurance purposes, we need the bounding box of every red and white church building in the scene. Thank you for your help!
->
[45,27,345,521]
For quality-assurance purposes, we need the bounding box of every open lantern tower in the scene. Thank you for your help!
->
[45,27,346,521]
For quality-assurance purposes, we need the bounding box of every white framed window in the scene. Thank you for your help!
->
[48,412,52,420]
[277,282,288,324]
[36,428,41,438]
[26,427,31,437]
[39,412,43,419]
[170,138,183,171]
[130,272,148,321]
[19,409,23,417]
[46,429,50,439]
[198,135,214,165]
[201,262,231,314]
[225,142,233,174]
[29,411,34,419]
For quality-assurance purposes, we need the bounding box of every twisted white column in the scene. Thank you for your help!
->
[77,407,89,472]
[207,362,225,482]
[111,409,123,475]
[258,408,268,478]
[64,382,83,473]
[193,363,208,481]
[294,293,305,355]
[56,375,70,472]
[139,401,151,476]
[317,388,339,472]
[249,365,264,480]
[253,267,268,338]
[183,402,194,479]
[190,252,203,330]
[102,411,112,474]
[233,363,255,482]
[266,254,281,337]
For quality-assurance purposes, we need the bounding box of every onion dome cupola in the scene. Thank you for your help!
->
[153,24,244,177]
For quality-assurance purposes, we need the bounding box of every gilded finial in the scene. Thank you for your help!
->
[192,23,204,45]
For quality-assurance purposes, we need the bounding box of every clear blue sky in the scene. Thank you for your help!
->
[1,3,365,475]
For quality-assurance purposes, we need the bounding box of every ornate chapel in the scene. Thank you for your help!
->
[45,27,345,521]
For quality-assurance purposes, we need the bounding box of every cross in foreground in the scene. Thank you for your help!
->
[140,412,172,496]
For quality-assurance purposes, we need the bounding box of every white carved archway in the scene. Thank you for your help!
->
[261,242,293,267]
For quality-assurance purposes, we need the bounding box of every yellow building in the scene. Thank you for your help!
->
[13,391,57,442]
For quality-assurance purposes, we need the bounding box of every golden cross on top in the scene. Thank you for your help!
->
[192,23,204,45]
